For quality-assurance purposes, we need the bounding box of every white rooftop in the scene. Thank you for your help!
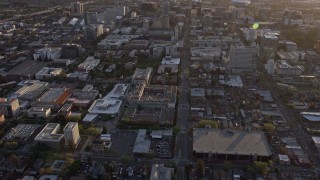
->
[88,99,122,115]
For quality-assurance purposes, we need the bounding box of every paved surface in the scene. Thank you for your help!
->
[175,2,192,180]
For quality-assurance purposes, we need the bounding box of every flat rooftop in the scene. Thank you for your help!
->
[2,124,39,141]
[38,88,72,104]
[34,123,63,142]
[64,122,78,131]
[6,60,48,77]
[133,129,151,154]
[88,99,122,115]
[193,129,272,157]
[104,83,129,100]
[12,81,48,100]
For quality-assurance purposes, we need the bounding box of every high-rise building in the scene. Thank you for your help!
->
[143,19,149,31]
[260,34,278,62]
[63,122,80,147]
[84,12,98,25]
[228,44,259,74]
[265,59,275,75]
[71,2,84,14]
[83,24,104,41]
[62,44,81,58]
[0,98,20,118]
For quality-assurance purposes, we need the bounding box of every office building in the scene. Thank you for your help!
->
[35,67,63,80]
[63,122,80,147]
[83,24,104,41]
[260,34,278,62]
[228,44,259,74]
[0,98,20,118]
[265,59,275,75]
[71,2,84,14]
[84,12,98,25]
[61,44,81,58]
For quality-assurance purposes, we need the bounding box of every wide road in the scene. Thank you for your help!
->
[175,2,192,180]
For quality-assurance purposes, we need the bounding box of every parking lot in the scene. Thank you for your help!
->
[109,130,137,156]
[150,137,174,158]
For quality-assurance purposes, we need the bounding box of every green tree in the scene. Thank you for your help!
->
[173,127,180,134]
[254,161,268,175]
[196,159,205,176]
[223,161,232,171]
[197,120,218,128]
[68,160,81,175]
[264,123,276,132]
[121,156,132,165]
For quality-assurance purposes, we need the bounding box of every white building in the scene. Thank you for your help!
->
[88,99,122,117]
[245,28,257,42]
[33,47,61,61]
[78,56,100,72]
[275,60,303,76]
[161,56,180,65]
[265,59,275,75]
[104,84,129,100]
[34,123,64,147]
[150,164,174,180]
[35,67,63,80]
[63,122,80,147]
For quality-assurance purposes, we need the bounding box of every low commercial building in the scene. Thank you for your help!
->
[11,81,49,101]
[78,56,100,72]
[150,164,174,180]
[193,129,272,161]
[157,64,179,74]
[191,47,222,61]
[37,88,73,108]
[66,72,89,82]
[132,67,153,84]
[28,106,51,119]
[34,123,64,147]
[35,67,63,80]
[161,56,180,65]
[312,136,320,153]
[88,99,122,117]
[70,85,99,108]
[275,60,303,76]
[104,83,129,100]
[133,129,151,154]
[2,124,39,142]
[127,84,177,109]
[72,85,99,101]
[6,60,48,81]
[278,154,290,165]
[33,47,61,61]
[129,40,149,50]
